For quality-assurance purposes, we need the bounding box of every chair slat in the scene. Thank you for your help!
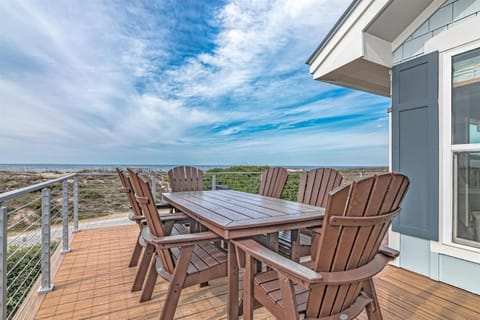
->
[297,168,343,208]
[168,166,203,192]
[259,167,288,199]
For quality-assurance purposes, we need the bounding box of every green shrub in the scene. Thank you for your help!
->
[203,167,301,200]
[6,241,58,317]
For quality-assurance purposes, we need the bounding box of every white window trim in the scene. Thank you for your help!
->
[436,39,480,264]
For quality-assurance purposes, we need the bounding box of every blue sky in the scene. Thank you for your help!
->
[0,0,390,166]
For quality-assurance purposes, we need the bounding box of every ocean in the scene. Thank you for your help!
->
[0,164,377,173]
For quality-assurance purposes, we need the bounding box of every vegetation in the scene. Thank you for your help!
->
[6,241,59,317]
[203,166,300,201]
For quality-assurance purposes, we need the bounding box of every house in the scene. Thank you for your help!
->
[307,0,480,294]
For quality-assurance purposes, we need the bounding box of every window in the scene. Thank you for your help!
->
[452,47,480,248]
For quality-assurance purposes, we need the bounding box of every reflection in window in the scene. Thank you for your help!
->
[452,47,480,248]
[452,47,480,145]
[455,152,480,247]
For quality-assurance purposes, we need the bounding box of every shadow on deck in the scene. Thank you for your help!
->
[34,225,480,319]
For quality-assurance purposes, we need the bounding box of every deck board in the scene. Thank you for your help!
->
[34,225,480,319]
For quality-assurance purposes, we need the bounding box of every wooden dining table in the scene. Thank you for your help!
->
[162,189,325,320]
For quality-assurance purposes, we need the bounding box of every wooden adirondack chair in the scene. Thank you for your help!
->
[234,172,409,320]
[116,168,145,267]
[116,168,186,267]
[116,168,189,268]
[256,167,289,252]
[167,166,204,229]
[259,167,288,198]
[168,165,204,192]
[288,168,343,261]
[127,169,228,320]
[117,168,191,294]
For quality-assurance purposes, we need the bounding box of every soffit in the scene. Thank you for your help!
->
[367,0,434,41]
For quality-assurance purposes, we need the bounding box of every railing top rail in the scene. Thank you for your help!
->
[204,172,263,175]
[0,173,76,203]
[76,171,268,177]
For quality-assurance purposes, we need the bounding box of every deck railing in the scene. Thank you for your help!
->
[0,174,76,319]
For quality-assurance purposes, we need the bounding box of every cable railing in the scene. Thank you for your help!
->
[0,174,75,319]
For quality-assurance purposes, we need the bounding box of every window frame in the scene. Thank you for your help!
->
[437,40,480,263]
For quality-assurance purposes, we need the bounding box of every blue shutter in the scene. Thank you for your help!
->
[392,51,439,241]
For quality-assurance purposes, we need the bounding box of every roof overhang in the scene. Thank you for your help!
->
[307,0,443,97]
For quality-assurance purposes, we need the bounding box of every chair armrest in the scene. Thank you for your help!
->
[233,239,323,288]
[150,231,219,249]
[234,239,393,288]
[156,199,173,209]
[318,253,391,285]
[130,213,188,222]
[158,213,189,222]
[379,245,400,258]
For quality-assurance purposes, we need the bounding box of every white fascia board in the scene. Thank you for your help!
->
[310,0,390,79]
[424,15,480,54]
[391,0,445,51]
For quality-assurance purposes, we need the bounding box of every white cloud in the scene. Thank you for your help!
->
[0,0,389,165]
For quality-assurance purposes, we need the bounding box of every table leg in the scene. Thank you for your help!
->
[266,233,279,271]
[267,232,279,251]
[227,241,239,320]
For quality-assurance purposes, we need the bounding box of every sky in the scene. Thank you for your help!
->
[0,0,390,167]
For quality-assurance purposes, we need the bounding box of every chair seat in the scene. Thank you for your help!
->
[254,270,310,314]
[157,224,227,275]
[168,242,227,275]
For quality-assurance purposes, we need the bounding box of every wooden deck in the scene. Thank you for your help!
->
[34,224,480,320]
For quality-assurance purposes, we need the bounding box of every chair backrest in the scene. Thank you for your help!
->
[168,166,204,192]
[297,168,343,207]
[306,173,409,318]
[258,167,288,198]
[116,168,143,219]
[127,168,176,274]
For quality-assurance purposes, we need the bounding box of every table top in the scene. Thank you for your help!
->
[162,190,325,239]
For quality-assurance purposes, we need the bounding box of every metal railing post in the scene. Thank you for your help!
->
[61,181,70,253]
[0,205,7,320]
[212,175,216,190]
[151,175,156,202]
[39,188,54,293]
[73,176,79,233]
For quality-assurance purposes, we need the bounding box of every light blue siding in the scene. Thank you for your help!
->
[398,234,480,294]
[439,255,480,294]
[393,0,480,64]
[400,234,431,276]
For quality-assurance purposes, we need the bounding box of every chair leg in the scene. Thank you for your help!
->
[363,279,383,320]
[140,257,158,302]
[243,254,256,320]
[159,246,194,320]
[128,233,143,267]
[132,244,154,292]
[278,274,299,320]
[290,230,300,262]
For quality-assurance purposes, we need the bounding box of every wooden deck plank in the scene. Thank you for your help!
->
[33,224,480,319]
